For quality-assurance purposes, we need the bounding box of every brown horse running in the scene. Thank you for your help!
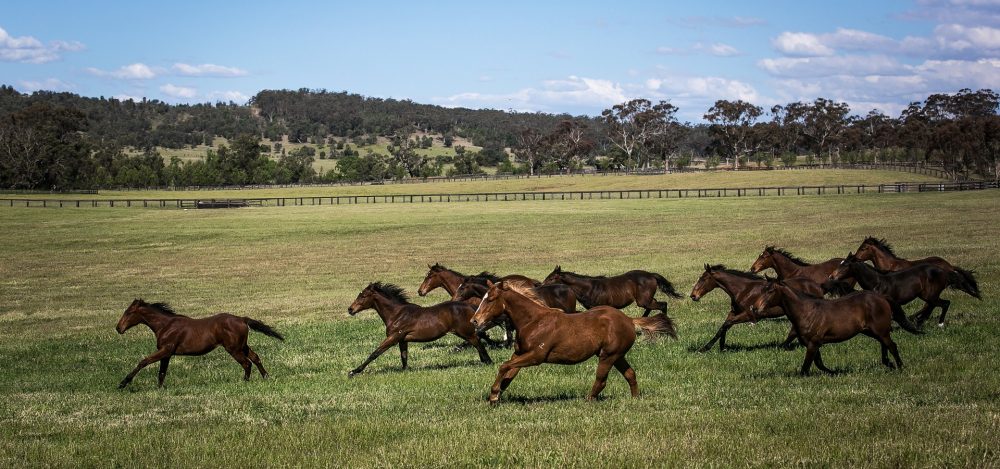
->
[750,246,845,285]
[830,252,978,328]
[470,281,676,404]
[115,299,284,388]
[456,281,578,314]
[347,282,492,377]
[417,263,538,298]
[690,264,825,352]
[543,266,682,317]
[853,237,980,299]
[750,278,920,375]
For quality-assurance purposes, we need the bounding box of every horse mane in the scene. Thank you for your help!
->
[370,282,411,304]
[470,271,502,283]
[140,300,179,316]
[505,282,551,309]
[766,246,809,266]
[430,263,465,277]
[863,236,897,257]
[560,269,606,280]
[707,264,763,280]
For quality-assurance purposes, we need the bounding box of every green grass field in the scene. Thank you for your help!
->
[1,183,997,466]
[0,169,940,200]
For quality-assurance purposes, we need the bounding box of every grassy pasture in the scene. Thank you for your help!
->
[0,187,998,467]
[0,169,940,200]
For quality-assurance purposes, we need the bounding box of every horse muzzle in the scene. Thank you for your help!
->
[690,294,700,302]
[347,307,356,316]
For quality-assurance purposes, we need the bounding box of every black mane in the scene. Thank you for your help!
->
[370,282,411,304]
[430,263,465,277]
[863,236,897,257]
[706,264,763,280]
[139,299,179,316]
[561,269,607,279]
[766,246,810,266]
[470,271,502,283]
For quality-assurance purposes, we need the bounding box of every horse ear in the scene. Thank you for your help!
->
[704,263,710,271]
[555,265,561,272]
[427,263,432,269]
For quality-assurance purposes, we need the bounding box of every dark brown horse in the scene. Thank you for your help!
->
[690,264,825,352]
[116,299,284,388]
[470,281,676,404]
[750,278,920,375]
[417,263,538,298]
[543,266,682,317]
[853,237,980,299]
[750,246,845,285]
[830,252,978,328]
[347,282,492,377]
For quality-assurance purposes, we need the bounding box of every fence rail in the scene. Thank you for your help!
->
[3,181,995,209]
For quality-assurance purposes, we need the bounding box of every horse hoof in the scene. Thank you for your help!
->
[937,323,945,328]
[348,371,359,378]
[117,382,128,389]
[488,398,500,406]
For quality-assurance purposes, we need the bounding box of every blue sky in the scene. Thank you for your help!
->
[2,1,998,121]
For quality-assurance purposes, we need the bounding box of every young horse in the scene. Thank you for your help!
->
[115,299,284,388]
[750,246,844,285]
[416,263,538,298]
[347,282,492,377]
[830,252,977,328]
[853,237,980,299]
[455,281,578,314]
[542,266,682,317]
[750,278,919,375]
[470,281,676,404]
[689,264,825,352]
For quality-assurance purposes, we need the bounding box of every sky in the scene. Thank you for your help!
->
[1,0,998,122]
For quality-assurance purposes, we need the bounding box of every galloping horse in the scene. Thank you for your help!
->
[455,281,577,314]
[116,299,284,388]
[690,264,825,352]
[347,282,492,377]
[750,246,845,285]
[470,281,676,404]
[853,237,980,300]
[751,278,920,375]
[543,266,682,317]
[417,263,538,298]
[830,252,979,327]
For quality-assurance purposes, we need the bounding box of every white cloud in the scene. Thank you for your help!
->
[642,72,765,120]
[932,23,1000,55]
[772,32,834,56]
[172,63,248,77]
[18,78,75,92]
[696,42,741,57]
[0,26,83,64]
[113,94,143,102]
[759,55,906,78]
[86,63,159,80]
[206,90,250,103]
[433,75,626,113]
[160,83,197,99]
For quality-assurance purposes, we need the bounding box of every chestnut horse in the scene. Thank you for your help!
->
[750,278,919,375]
[750,246,844,285]
[347,282,492,377]
[853,237,980,300]
[470,281,676,404]
[543,266,682,317]
[456,281,577,314]
[690,264,825,352]
[830,252,978,328]
[115,299,284,388]
[417,263,538,298]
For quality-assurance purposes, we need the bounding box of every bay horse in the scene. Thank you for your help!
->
[750,246,845,285]
[115,299,284,388]
[542,266,682,316]
[455,281,578,314]
[347,282,492,377]
[416,263,538,298]
[689,264,825,352]
[853,237,980,299]
[750,278,920,375]
[470,281,676,404]
[830,252,978,328]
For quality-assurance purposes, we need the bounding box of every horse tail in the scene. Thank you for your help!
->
[632,313,677,340]
[652,273,683,299]
[244,318,285,341]
[949,268,981,300]
[888,300,923,335]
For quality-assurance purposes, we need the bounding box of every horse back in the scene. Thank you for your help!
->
[164,313,248,355]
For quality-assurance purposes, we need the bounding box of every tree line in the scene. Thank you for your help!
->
[0,84,996,189]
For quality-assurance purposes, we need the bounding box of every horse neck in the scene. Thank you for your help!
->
[438,270,465,296]
[500,291,554,331]
[774,285,809,325]
[139,309,175,333]
[711,272,758,298]
[370,293,407,325]
[849,262,883,289]
[559,273,595,292]
[869,246,902,270]
[770,253,805,277]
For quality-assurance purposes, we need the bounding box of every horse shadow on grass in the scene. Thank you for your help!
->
[686,339,798,354]
[491,392,581,405]
[355,360,490,377]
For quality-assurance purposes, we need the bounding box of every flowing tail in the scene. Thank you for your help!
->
[652,273,683,299]
[888,301,923,335]
[632,313,677,340]
[245,318,285,341]
[949,268,981,300]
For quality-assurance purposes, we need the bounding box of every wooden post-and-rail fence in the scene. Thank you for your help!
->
[2,181,997,209]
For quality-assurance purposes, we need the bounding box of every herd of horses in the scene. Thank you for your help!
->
[115,237,981,403]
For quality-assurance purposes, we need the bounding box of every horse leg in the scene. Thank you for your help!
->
[504,318,516,348]
[800,343,818,376]
[780,326,799,350]
[587,356,616,401]
[157,356,171,388]
[698,321,732,353]
[226,346,253,380]
[454,328,493,365]
[910,300,935,328]
[613,357,639,398]
[813,349,834,374]
[489,352,542,405]
[118,347,173,389]
[349,334,402,377]
[642,308,651,317]
[885,337,903,369]
[936,298,951,327]
[399,341,409,370]
[245,346,269,378]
